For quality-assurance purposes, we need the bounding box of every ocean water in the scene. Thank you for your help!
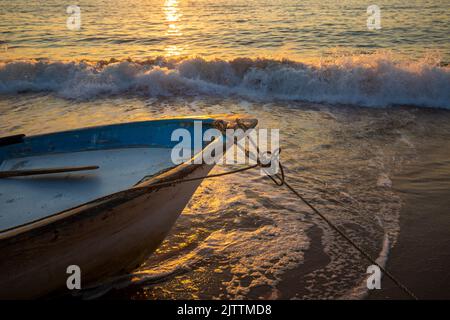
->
[1,0,450,299]
[1,0,449,61]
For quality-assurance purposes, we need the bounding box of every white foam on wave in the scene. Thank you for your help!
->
[0,52,449,108]
[340,232,391,300]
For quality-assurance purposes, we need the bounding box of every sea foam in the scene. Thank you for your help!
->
[1,53,449,108]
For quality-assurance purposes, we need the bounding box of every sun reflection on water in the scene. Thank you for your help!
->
[164,0,186,56]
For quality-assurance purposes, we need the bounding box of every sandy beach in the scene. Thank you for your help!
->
[1,0,449,300]
[370,136,450,299]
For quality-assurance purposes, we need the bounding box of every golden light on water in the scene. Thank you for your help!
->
[164,45,184,56]
[164,0,182,24]
[1,0,445,62]
[164,0,185,56]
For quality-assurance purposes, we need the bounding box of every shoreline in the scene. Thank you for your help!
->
[369,141,450,300]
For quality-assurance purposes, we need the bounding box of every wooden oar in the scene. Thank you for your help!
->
[0,166,99,178]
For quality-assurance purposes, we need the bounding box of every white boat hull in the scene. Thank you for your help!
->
[0,163,213,299]
[0,115,257,299]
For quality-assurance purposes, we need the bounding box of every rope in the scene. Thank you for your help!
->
[138,163,259,189]
[141,142,418,299]
[258,155,418,299]
[280,178,418,300]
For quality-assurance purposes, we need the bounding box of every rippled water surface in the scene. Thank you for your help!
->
[1,0,450,299]
[1,0,449,61]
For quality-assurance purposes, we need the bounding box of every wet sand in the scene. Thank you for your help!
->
[276,225,331,299]
[370,139,450,299]
[2,96,450,300]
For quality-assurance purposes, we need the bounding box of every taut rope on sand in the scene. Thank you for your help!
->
[139,142,418,300]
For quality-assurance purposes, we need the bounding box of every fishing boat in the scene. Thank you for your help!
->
[0,115,257,299]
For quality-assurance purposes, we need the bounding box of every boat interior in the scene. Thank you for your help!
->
[0,118,216,232]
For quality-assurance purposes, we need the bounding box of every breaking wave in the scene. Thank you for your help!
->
[1,52,449,108]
